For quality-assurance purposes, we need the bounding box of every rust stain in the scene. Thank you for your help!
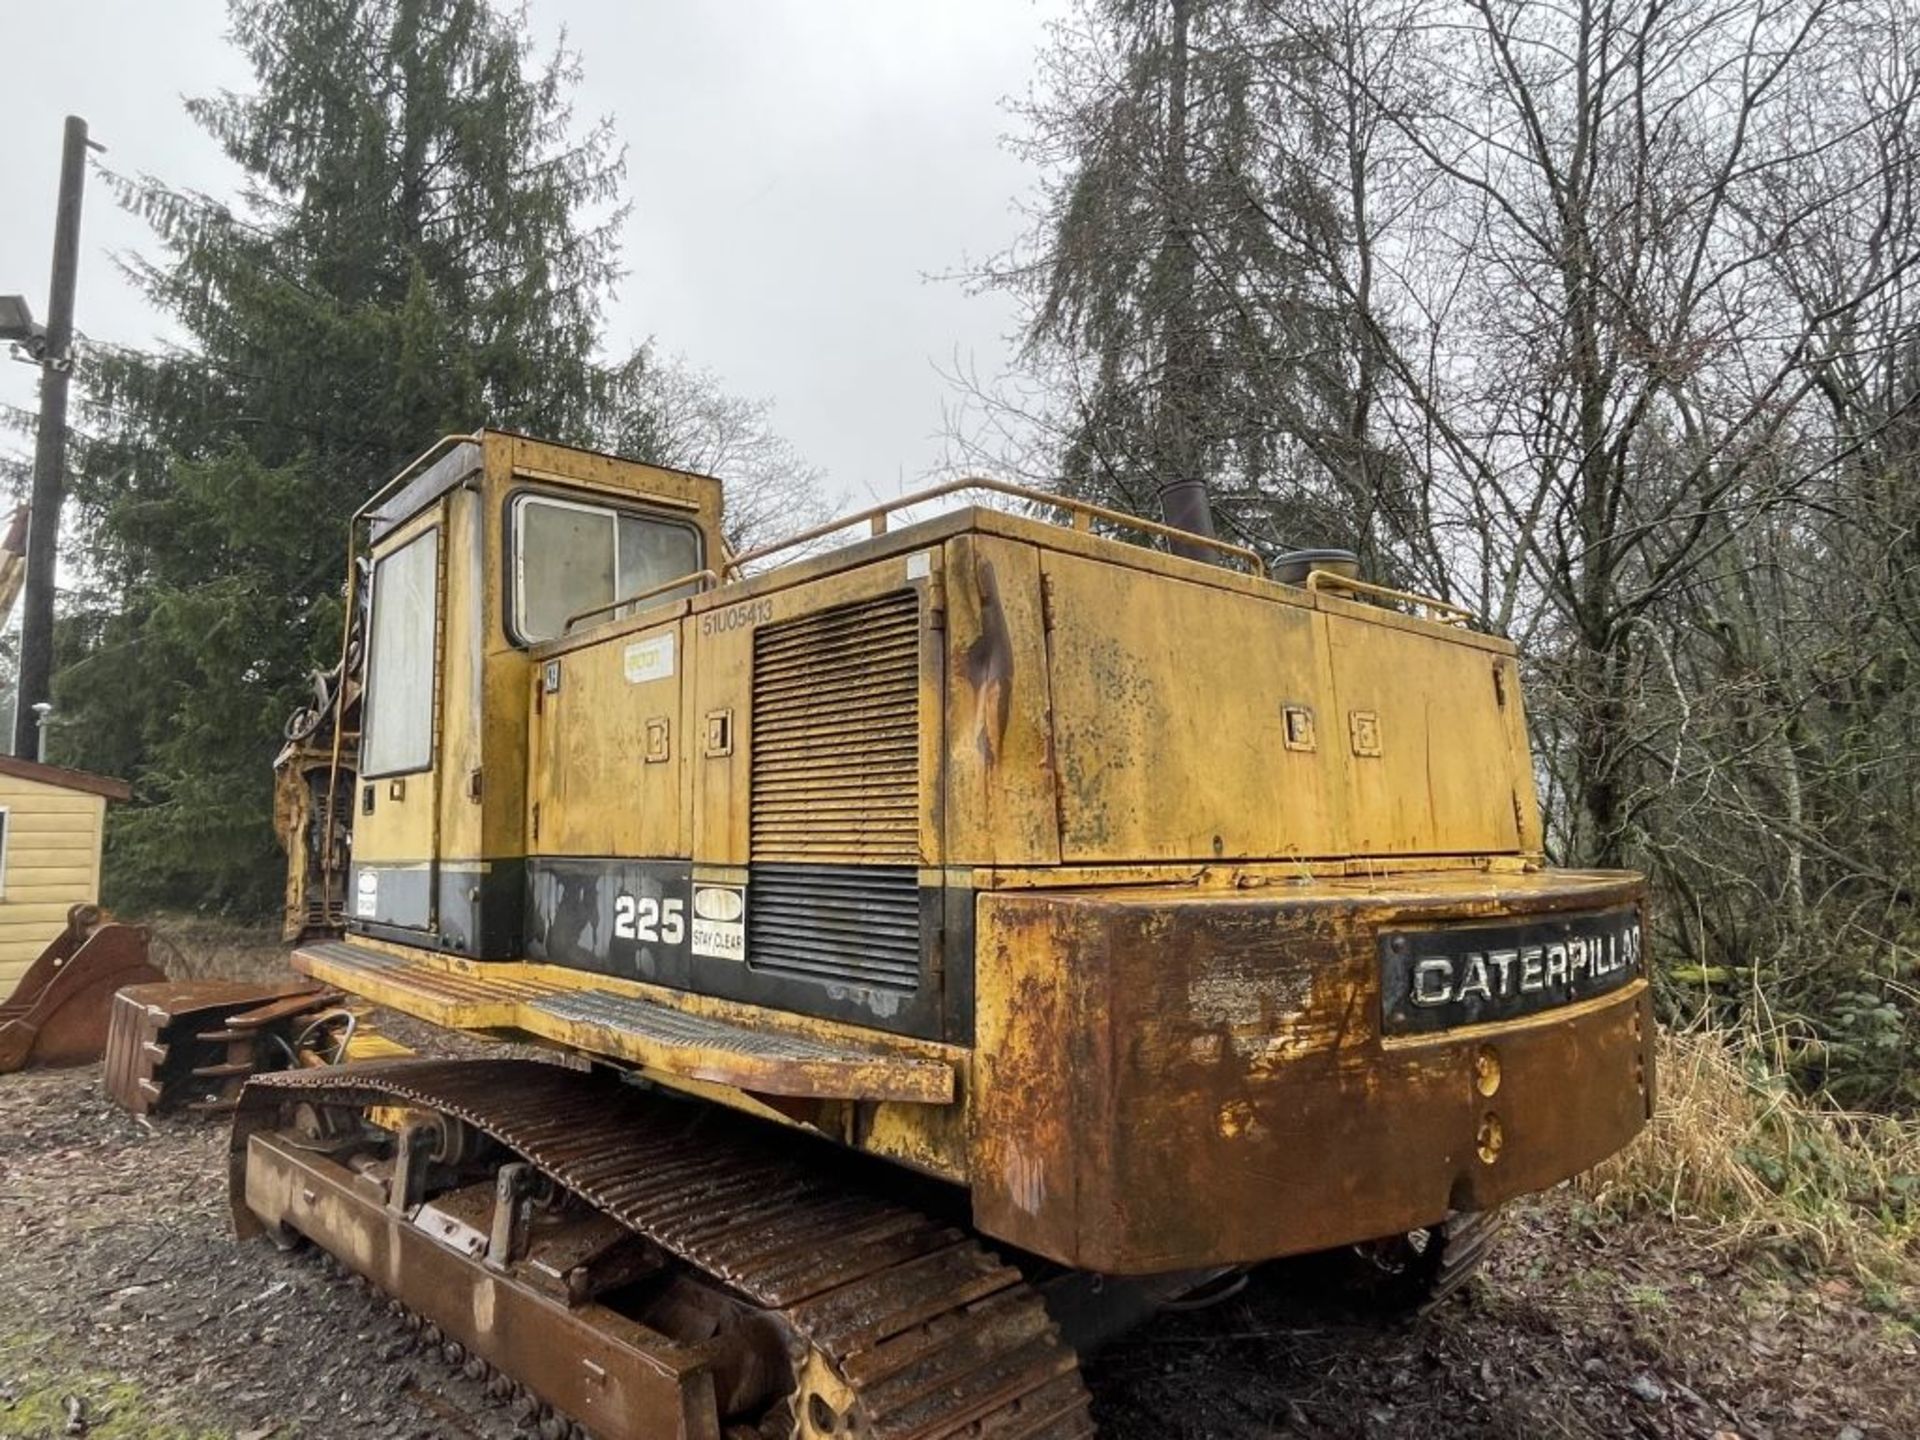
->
[971,870,1656,1274]
[964,555,1014,764]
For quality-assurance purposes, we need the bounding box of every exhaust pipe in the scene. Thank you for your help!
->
[1157,476,1219,563]
[1155,476,1364,588]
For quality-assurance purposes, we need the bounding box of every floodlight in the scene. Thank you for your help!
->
[0,295,47,359]
[0,296,35,339]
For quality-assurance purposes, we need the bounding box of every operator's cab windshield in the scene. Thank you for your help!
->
[511,492,702,644]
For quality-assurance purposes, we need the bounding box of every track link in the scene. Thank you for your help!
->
[233,1058,1093,1440]
[1421,1208,1504,1311]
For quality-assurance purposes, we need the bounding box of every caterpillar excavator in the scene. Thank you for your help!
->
[242,431,1653,1440]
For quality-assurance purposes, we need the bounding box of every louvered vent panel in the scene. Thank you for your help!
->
[747,863,921,992]
[751,589,922,861]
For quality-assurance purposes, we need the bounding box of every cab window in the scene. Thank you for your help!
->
[511,493,701,644]
[362,528,438,776]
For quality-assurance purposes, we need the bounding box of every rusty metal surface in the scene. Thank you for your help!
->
[102,977,337,1115]
[233,1058,1091,1440]
[530,989,900,1072]
[246,1134,722,1440]
[972,871,1656,1274]
[0,914,162,1073]
[273,432,1653,1396]
[293,940,956,1104]
[273,741,357,942]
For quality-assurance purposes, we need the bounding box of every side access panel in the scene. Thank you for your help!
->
[1320,603,1536,854]
[523,616,693,986]
[1039,551,1345,862]
[527,617,690,861]
[685,548,951,1040]
[941,534,1061,869]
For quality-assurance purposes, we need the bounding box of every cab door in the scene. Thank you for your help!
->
[347,476,495,953]
[348,502,449,941]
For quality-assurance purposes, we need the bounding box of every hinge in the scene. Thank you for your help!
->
[530,802,540,842]
[1039,573,1057,632]
[925,567,947,632]
[1492,659,1508,708]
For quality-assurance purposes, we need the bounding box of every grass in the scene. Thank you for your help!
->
[0,1332,226,1440]
[1580,1026,1920,1288]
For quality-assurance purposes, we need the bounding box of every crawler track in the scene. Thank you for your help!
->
[232,1058,1092,1440]
[1422,1209,1504,1310]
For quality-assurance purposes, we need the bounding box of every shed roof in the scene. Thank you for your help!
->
[0,755,132,801]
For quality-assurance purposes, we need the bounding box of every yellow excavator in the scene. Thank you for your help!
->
[239,431,1653,1440]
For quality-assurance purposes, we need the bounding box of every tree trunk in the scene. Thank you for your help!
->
[1153,0,1218,555]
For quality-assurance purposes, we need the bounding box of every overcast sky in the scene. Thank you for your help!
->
[0,1,1062,509]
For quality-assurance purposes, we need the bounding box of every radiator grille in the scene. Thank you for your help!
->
[750,589,922,861]
[747,864,922,992]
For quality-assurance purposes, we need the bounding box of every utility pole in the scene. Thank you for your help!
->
[14,116,92,759]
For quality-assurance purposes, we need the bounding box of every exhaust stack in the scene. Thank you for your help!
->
[1157,477,1219,563]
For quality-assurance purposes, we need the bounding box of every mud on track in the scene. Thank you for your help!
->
[1,1052,1914,1440]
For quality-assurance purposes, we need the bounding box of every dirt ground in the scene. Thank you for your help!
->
[0,930,1914,1439]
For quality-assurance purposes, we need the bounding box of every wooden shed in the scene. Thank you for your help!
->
[0,756,130,994]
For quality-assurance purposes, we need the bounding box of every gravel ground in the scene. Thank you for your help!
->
[0,940,1913,1439]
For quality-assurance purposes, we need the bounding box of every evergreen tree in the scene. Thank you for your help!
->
[975,0,1403,565]
[60,0,663,913]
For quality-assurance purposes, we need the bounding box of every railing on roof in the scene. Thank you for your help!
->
[555,474,1477,635]
[725,475,1268,578]
[1305,569,1473,626]
[557,475,1267,635]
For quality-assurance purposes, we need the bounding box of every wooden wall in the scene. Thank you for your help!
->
[0,770,106,993]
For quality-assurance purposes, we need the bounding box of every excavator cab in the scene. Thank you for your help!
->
[343,433,723,959]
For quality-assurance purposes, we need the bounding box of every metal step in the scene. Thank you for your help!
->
[293,942,954,1104]
[295,942,547,1027]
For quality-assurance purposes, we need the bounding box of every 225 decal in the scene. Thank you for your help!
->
[613,893,685,945]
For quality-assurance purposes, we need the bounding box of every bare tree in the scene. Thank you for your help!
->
[1283,0,1920,864]
[637,357,832,555]
[971,0,1920,1100]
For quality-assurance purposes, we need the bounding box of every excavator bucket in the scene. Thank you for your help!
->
[0,906,164,1073]
[102,977,345,1116]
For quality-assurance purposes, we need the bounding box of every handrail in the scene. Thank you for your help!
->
[1306,568,1473,625]
[354,432,481,526]
[563,568,721,633]
[726,475,1268,579]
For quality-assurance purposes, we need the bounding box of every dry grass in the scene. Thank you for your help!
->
[140,913,291,982]
[1581,1026,1920,1284]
